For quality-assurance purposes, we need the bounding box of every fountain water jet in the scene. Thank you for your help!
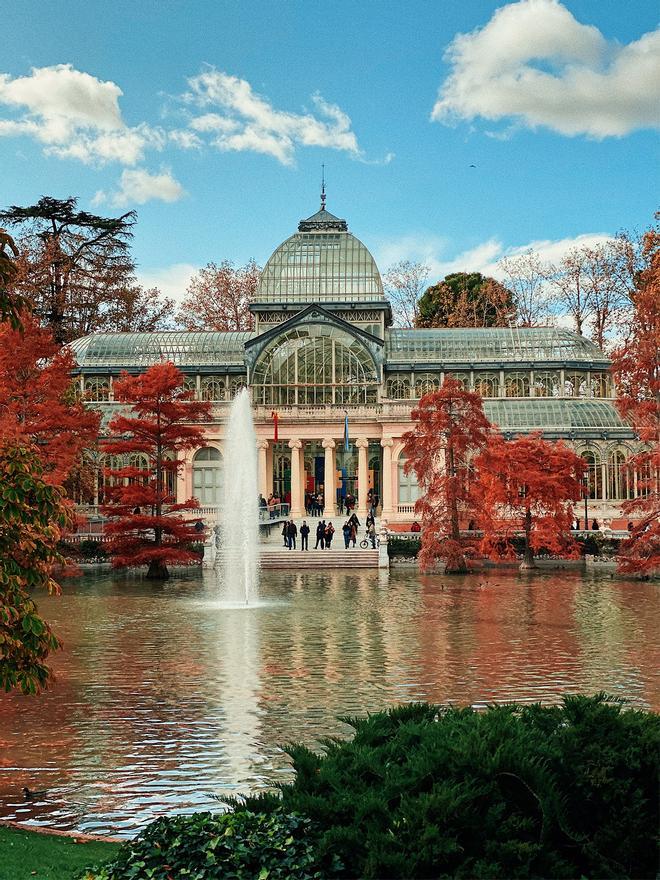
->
[220,389,259,604]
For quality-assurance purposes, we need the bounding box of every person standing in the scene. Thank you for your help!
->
[368,520,377,549]
[287,520,298,550]
[349,521,357,547]
[300,520,310,550]
[342,521,351,549]
[315,520,325,549]
[281,521,288,547]
[325,521,335,548]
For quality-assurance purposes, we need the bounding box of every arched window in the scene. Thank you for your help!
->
[201,376,226,401]
[85,377,110,401]
[564,371,588,397]
[607,449,633,500]
[397,454,420,505]
[230,377,248,399]
[386,377,411,399]
[193,447,223,505]
[251,325,378,406]
[534,371,561,397]
[505,372,530,397]
[474,372,500,398]
[413,374,441,398]
[447,372,470,390]
[581,450,602,499]
[182,375,197,397]
[590,372,611,398]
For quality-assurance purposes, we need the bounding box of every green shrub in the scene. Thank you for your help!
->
[387,537,420,558]
[237,695,659,879]
[81,809,338,880]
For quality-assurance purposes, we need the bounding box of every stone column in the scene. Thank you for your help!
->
[380,437,394,519]
[266,443,274,497]
[288,439,303,518]
[356,437,369,518]
[257,439,269,500]
[322,437,336,516]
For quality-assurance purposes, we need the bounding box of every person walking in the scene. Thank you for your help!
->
[349,520,357,547]
[342,521,351,549]
[348,511,360,532]
[287,519,298,550]
[300,520,310,550]
[315,520,326,549]
[325,521,335,548]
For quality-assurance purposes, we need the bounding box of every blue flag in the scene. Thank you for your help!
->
[344,412,350,451]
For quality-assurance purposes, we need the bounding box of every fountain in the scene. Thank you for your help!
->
[219,388,260,604]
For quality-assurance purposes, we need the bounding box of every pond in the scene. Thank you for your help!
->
[0,567,657,836]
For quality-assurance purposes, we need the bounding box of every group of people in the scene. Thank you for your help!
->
[304,493,325,516]
[282,519,336,549]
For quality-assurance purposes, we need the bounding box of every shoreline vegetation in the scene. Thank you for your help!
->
[7,696,654,880]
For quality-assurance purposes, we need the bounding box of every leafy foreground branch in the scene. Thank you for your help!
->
[83,695,659,880]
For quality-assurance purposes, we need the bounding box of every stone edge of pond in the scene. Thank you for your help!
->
[0,819,123,843]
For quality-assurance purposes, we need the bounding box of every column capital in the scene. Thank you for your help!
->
[380,437,394,448]
[321,438,336,449]
[355,437,369,449]
[288,438,303,450]
[256,438,269,450]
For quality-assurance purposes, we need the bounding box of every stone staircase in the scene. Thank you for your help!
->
[259,548,379,569]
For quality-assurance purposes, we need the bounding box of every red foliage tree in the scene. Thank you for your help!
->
[611,217,659,574]
[101,362,212,579]
[0,311,99,485]
[474,434,585,570]
[402,378,491,573]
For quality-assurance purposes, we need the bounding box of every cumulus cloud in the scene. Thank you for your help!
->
[184,69,361,164]
[376,230,612,281]
[136,262,198,305]
[432,0,660,138]
[93,168,186,207]
[0,63,164,165]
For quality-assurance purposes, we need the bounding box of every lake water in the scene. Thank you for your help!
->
[0,567,657,836]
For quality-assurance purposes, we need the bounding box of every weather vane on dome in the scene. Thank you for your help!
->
[320,163,326,210]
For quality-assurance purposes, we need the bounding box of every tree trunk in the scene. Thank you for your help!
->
[146,559,169,579]
[519,507,537,571]
[445,554,469,574]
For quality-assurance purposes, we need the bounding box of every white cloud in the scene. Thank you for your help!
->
[136,262,198,305]
[0,63,162,165]
[94,168,186,207]
[376,230,612,280]
[432,0,660,138]
[184,69,361,165]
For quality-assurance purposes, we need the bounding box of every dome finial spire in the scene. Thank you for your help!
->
[320,163,326,210]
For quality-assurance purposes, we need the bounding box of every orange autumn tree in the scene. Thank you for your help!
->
[0,311,99,485]
[475,434,585,571]
[402,378,491,573]
[611,216,659,574]
[101,362,212,579]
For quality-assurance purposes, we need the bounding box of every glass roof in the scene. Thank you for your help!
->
[386,327,608,365]
[255,219,385,303]
[70,331,253,368]
[483,399,629,432]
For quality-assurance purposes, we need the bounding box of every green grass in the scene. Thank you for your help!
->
[0,825,119,880]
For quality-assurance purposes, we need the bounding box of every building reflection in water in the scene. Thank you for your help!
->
[0,567,656,835]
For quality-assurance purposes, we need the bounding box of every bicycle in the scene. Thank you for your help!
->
[359,533,379,550]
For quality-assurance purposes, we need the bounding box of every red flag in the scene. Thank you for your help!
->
[271,410,278,443]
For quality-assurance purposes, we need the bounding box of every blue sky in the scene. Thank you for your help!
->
[3,0,659,299]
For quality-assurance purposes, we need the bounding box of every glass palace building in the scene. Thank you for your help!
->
[71,202,639,524]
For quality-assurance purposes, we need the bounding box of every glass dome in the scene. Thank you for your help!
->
[254,206,384,304]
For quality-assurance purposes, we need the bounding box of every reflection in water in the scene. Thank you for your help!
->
[0,568,657,836]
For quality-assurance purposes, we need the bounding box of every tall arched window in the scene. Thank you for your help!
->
[505,372,530,397]
[607,449,632,500]
[447,372,470,389]
[534,371,561,397]
[252,325,378,406]
[193,447,223,505]
[201,377,225,401]
[386,377,411,399]
[397,454,420,505]
[474,372,500,398]
[581,450,602,499]
[413,374,441,398]
[85,377,110,401]
[564,371,588,397]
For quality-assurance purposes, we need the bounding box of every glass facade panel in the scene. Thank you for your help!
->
[474,372,500,397]
[200,377,226,401]
[398,455,420,504]
[192,447,223,505]
[505,372,530,397]
[85,377,110,401]
[386,377,411,399]
[252,326,377,406]
[534,371,561,397]
[413,373,441,398]
[581,451,602,499]
[608,449,633,500]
